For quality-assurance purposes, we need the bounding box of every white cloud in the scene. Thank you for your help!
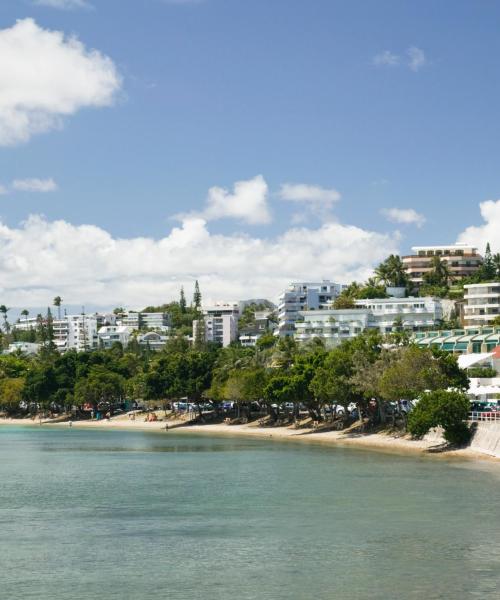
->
[0,18,121,146]
[280,183,340,206]
[373,47,427,71]
[12,178,58,193]
[381,207,426,228]
[407,46,426,71]
[0,213,400,308]
[34,0,91,8]
[457,200,500,253]
[188,175,271,225]
[0,184,8,195]
[373,50,400,67]
[279,183,341,222]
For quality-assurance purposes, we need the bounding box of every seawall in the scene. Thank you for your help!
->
[469,422,500,458]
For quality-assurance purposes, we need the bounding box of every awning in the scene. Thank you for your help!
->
[458,352,494,369]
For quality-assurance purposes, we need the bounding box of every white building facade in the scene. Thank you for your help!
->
[97,326,133,349]
[277,280,344,337]
[294,297,445,347]
[193,304,239,347]
[354,297,444,333]
[464,282,500,326]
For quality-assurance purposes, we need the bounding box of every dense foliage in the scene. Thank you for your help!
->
[0,331,470,442]
[408,390,471,445]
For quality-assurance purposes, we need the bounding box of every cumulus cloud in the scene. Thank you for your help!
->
[381,207,426,228]
[0,214,400,308]
[0,18,121,146]
[185,175,271,225]
[457,200,500,252]
[34,0,91,9]
[12,178,58,193]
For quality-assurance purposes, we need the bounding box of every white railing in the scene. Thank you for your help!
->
[469,411,500,422]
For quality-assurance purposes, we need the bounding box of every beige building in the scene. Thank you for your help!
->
[402,244,482,286]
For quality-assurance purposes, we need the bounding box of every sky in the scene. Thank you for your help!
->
[1,0,500,311]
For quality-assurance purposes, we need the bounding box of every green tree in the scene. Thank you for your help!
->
[423,256,451,288]
[375,255,408,288]
[0,378,26,415]
[179,286,187,313]
[408,390,471,445]
[193,280,202,310]
[53,296,63,320]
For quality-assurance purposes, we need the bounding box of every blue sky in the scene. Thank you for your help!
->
[1,0,500,309]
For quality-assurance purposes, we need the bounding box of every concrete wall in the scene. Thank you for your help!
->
[469,422,500,458]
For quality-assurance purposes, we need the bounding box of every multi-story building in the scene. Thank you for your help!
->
[294,309,371,347]
[354,297,445,333]
[402,244,483,286]
[120,311,170,331]
[464,282,500,326]
[97,325,133,349]
[56,315,98,352]
[193,304,239,347]
[294,297,445,347]
[277,280,344,337]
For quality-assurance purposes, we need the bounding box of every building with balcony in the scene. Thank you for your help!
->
[354,297,446,333]
[464,282,500,326]
[294,297,445,347]
[294,309,372,347]
[120,311,170,332]
[193,304,239,347]
[48,315,98,352]
[97,325,133,349]
[402,244,483,286]
[277,280,344,337]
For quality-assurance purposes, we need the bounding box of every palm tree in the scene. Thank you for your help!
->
[423,256,451,287]
[0,305,9,332]
[375,255,408,287]
[53,296,62,320]
[21,309,29,322]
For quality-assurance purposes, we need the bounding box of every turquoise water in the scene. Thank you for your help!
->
[1,427,500,599]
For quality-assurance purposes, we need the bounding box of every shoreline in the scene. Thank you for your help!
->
[1,415,498,464]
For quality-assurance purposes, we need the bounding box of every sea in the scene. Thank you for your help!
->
[1,426,500,599]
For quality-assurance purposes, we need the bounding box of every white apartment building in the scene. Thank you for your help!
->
[464,282,500,326]
[120,312,170,331]
[295,309,372,347]
[355,297,445,333]
[53,315,98,352]
[97,325,133,349]
[277,280,344,337]
[193,304,239,347]
[294,297,445,347]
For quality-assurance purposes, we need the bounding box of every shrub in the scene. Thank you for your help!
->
[408,390,471,446]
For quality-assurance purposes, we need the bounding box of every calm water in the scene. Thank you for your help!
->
[1,427,500,599]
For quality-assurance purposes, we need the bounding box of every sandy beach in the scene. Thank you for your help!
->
[1,413,496,463]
